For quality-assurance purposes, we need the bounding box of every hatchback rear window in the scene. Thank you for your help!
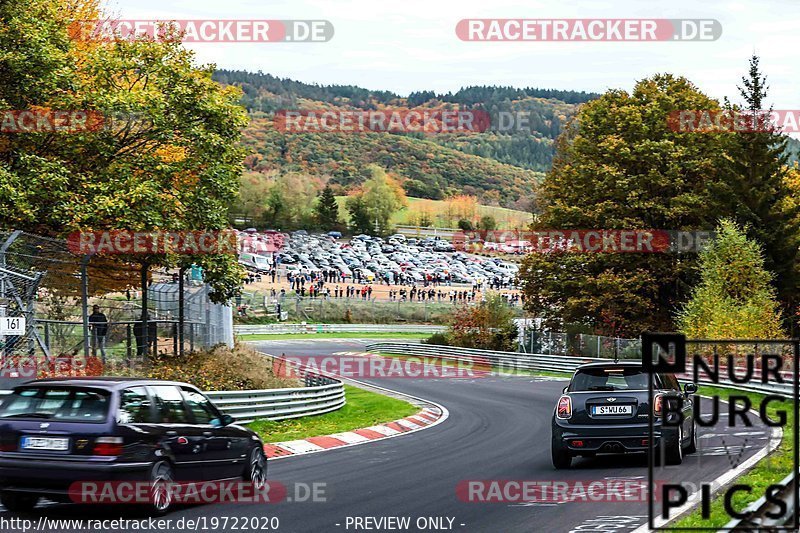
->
[570,367,649,392]
[0,387,110,423]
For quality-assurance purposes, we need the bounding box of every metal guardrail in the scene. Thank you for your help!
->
[364,343,796,396]
[207,377,345,424]
[235,323,446,335]
[366,342,798,529]
[725,470,798,530]
[0,366,346,425]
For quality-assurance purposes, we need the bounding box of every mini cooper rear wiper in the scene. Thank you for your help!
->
[587,386,615,391]
[1,413,53,419]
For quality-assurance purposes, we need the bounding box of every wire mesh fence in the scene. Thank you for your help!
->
[0,231,232,379]
[519,329,642,359]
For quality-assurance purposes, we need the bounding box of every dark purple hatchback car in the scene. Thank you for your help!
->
[0,378,267,514]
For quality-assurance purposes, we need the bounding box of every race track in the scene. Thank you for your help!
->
[0,338,777,533]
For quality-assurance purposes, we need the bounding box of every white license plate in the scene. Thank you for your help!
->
[21,436,69,451]
[592,405,633,416]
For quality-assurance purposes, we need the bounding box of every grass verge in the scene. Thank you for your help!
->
[248,384,419,443]
[672,385,793,530]
[240,332,431,341]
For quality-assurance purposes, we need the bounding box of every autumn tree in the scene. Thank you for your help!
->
[447,292,518,351]
[264,173,318,230]
[519,75,732,336]
[677,219,784,339]
[345,165,406,235]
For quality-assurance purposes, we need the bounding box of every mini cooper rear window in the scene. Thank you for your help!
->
[0,387,111,422]
[570,367,649,392]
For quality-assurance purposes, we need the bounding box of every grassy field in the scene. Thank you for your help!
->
[239,332,431,341]
[248,384,418,443]
[672,385,792,530]
[336,196,532,230]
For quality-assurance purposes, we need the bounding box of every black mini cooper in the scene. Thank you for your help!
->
[0,378,267,514]
[551,362,697,469]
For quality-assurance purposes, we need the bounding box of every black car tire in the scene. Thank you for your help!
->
[147,460,174,515]
[0,492,40,513]
[551,439,572,469]
[665,426,684,465]
[244,446,268,489]
[684,422,697,454]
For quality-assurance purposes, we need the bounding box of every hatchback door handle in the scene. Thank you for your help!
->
[166,430,177,436]
[202,431,213,437]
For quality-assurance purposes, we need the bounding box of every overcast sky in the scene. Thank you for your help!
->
[105,0,798,109]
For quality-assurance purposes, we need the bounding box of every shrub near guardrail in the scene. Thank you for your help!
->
[135,344,300,391]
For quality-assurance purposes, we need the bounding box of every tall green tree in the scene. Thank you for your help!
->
[345,165,406,235]
[716,55,800,311]
[314,185,341,229]
[677,219,784,339]
[263,173,317,230]
[0,0,248,303]
[519,74,731,336]
[346,196,372,234]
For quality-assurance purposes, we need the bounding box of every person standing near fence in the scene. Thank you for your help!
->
[89,305,109,363]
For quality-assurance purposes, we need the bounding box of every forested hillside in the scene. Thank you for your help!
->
[213,70,599,207]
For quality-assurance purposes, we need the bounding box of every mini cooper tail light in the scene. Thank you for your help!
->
[93,436,124,456]
[653,394,664,417]
[556,395,572,419]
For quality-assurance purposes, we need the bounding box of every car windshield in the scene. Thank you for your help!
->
[570,367,649,392]
[0,387,111,423]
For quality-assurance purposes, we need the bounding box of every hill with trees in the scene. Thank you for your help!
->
[213,70,600,208]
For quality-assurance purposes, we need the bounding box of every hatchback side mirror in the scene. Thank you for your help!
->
[683,383,698,395]
[220,414,235,426]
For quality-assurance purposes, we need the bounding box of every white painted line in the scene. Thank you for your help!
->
[274,439,326,455]
[328,431,371,444]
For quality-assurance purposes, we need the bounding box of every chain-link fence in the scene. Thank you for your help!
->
[519,328,641,359]
[0,231,233,379]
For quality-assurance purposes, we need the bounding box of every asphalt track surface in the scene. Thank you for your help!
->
[0,338,777,533]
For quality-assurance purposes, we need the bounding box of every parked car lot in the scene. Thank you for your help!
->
[238,231,520,288]
[0,378,267,514]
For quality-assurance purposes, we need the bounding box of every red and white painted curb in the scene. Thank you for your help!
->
[263,405,444,459]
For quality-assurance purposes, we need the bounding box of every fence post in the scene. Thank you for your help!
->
[596,335,601,358]
[81,255,90,361]
[126,323,132,361]
[178,266,185,356]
